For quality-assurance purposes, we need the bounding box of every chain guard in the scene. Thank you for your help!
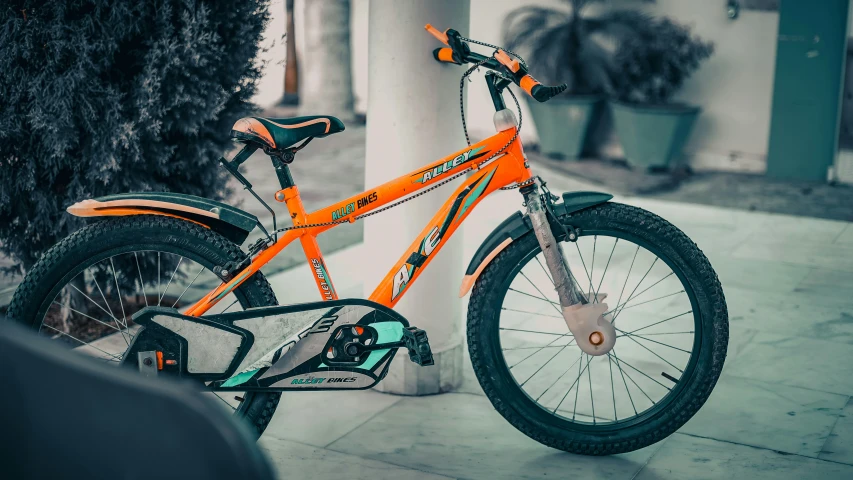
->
[121,299,416,392]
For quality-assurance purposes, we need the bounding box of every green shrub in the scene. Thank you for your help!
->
[0,0,269,272]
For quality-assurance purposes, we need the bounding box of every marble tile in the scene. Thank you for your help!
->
[820,396,853,465]
[262,389,403,447]
[680,375,848,456]
[751,214,848,245]
[725,289,853,345]
[636,433,853,480]
[456,346,485,396]
[795,268,853,300]
[259,437,454,480]
[732,239,853,271]
[835,224,853,245]
[712,256,812,294]
[329,393,662,480]
[725,331,853,396]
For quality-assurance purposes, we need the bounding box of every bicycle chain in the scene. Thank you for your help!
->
[269,43,532,238]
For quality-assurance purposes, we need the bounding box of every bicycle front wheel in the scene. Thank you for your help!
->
[466,202,728,455]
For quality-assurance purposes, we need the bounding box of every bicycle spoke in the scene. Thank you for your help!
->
[41,324,122,361]
[134,252,149,307]
[508,336,574,369]
[68,281,119,326]
[610,351,656,404]
[611,271,673,321]
[221,299,240,314]
[504,344,572,351]
[534,255,554,286]
[500,327,568,336]
[588,351,596,424]
[617,329,692,354]
[501,307,564,319]
[616,329,684,373]
[172,265,205,308]
[69,276,128,345]
[624,310,693,335]
[588,236,596,299]
[519,341,574,387]
[608,354,617,421]
[51,301,124,333]
[573,242,593,299]
[91,266,119,322]
[507,287,560,306]
[618,331,694,337]
[614,245,639,318]
[109,257,129,331]
[550,350,587,414]
[520,271,561,315]
[612,258,658,323]
[612,349,637,416]
[159,256,183,306]
[593,238,618,301]
[572,354,590,420]
[211,392,238,411]
[534,350,585,402]
[609,290,683,314]
[610,353,671,392]
[157,252,161,303]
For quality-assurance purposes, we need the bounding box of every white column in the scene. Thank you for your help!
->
[364,0,470,395]
[298,0,355,121]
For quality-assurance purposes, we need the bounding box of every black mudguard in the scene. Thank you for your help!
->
[73,192,259,244]
[462,191,612,288]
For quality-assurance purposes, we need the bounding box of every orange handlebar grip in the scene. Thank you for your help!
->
[520,74,541,96]
[494,49,520,73]
[436,47,457,63]
[425,24,449,45]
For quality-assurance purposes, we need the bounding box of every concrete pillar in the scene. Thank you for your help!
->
[364,0,470,395]
[298,0,355,121]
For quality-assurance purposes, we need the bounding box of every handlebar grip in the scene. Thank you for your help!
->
[425,24,449,45]
[493,50,520,73]
[433,48,462,65]
[520,74,567,102]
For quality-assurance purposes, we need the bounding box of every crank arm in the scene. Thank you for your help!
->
[342,327,434,366]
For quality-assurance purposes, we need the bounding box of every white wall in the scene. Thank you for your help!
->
[627,0,780,172]
[254,0,781,172]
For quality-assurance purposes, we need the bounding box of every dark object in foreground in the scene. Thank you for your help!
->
[0,322,274,480]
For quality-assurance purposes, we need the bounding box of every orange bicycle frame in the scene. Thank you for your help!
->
[184,127,532,317]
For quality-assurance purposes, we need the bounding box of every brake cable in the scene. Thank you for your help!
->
[266,42,531,240]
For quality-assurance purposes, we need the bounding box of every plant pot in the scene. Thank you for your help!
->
[528,95,603,159]
[609,101,700,169]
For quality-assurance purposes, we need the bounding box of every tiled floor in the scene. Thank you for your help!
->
[252,165,853,479]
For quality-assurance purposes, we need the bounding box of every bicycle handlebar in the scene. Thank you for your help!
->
[425,24,567,103]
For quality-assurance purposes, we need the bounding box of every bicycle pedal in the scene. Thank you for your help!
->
[403,326,434,366]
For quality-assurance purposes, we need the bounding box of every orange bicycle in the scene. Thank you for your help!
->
[8,25,728,455]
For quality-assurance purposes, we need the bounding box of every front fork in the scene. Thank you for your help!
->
[521,181,616,356]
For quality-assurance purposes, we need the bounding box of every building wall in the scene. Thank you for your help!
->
[254,0,781,173]
[633,0,780,173]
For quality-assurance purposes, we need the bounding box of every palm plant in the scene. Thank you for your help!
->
[502,0,654,96]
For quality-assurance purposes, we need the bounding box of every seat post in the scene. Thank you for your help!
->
[270,154,296,190]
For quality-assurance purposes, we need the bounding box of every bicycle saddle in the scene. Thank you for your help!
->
[231,115,345,151]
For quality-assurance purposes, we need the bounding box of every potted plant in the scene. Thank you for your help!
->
[503,0,652,159]
[609,16,713,170]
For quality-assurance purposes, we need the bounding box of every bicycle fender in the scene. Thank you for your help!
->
[459,191,612,297]
[66,192,259,244]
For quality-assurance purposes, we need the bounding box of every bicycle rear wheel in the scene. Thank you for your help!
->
[7,215,281,439]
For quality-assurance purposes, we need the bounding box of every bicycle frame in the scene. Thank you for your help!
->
[184,127,533,317]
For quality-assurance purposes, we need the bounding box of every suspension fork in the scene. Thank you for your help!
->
[521,180,616,356]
